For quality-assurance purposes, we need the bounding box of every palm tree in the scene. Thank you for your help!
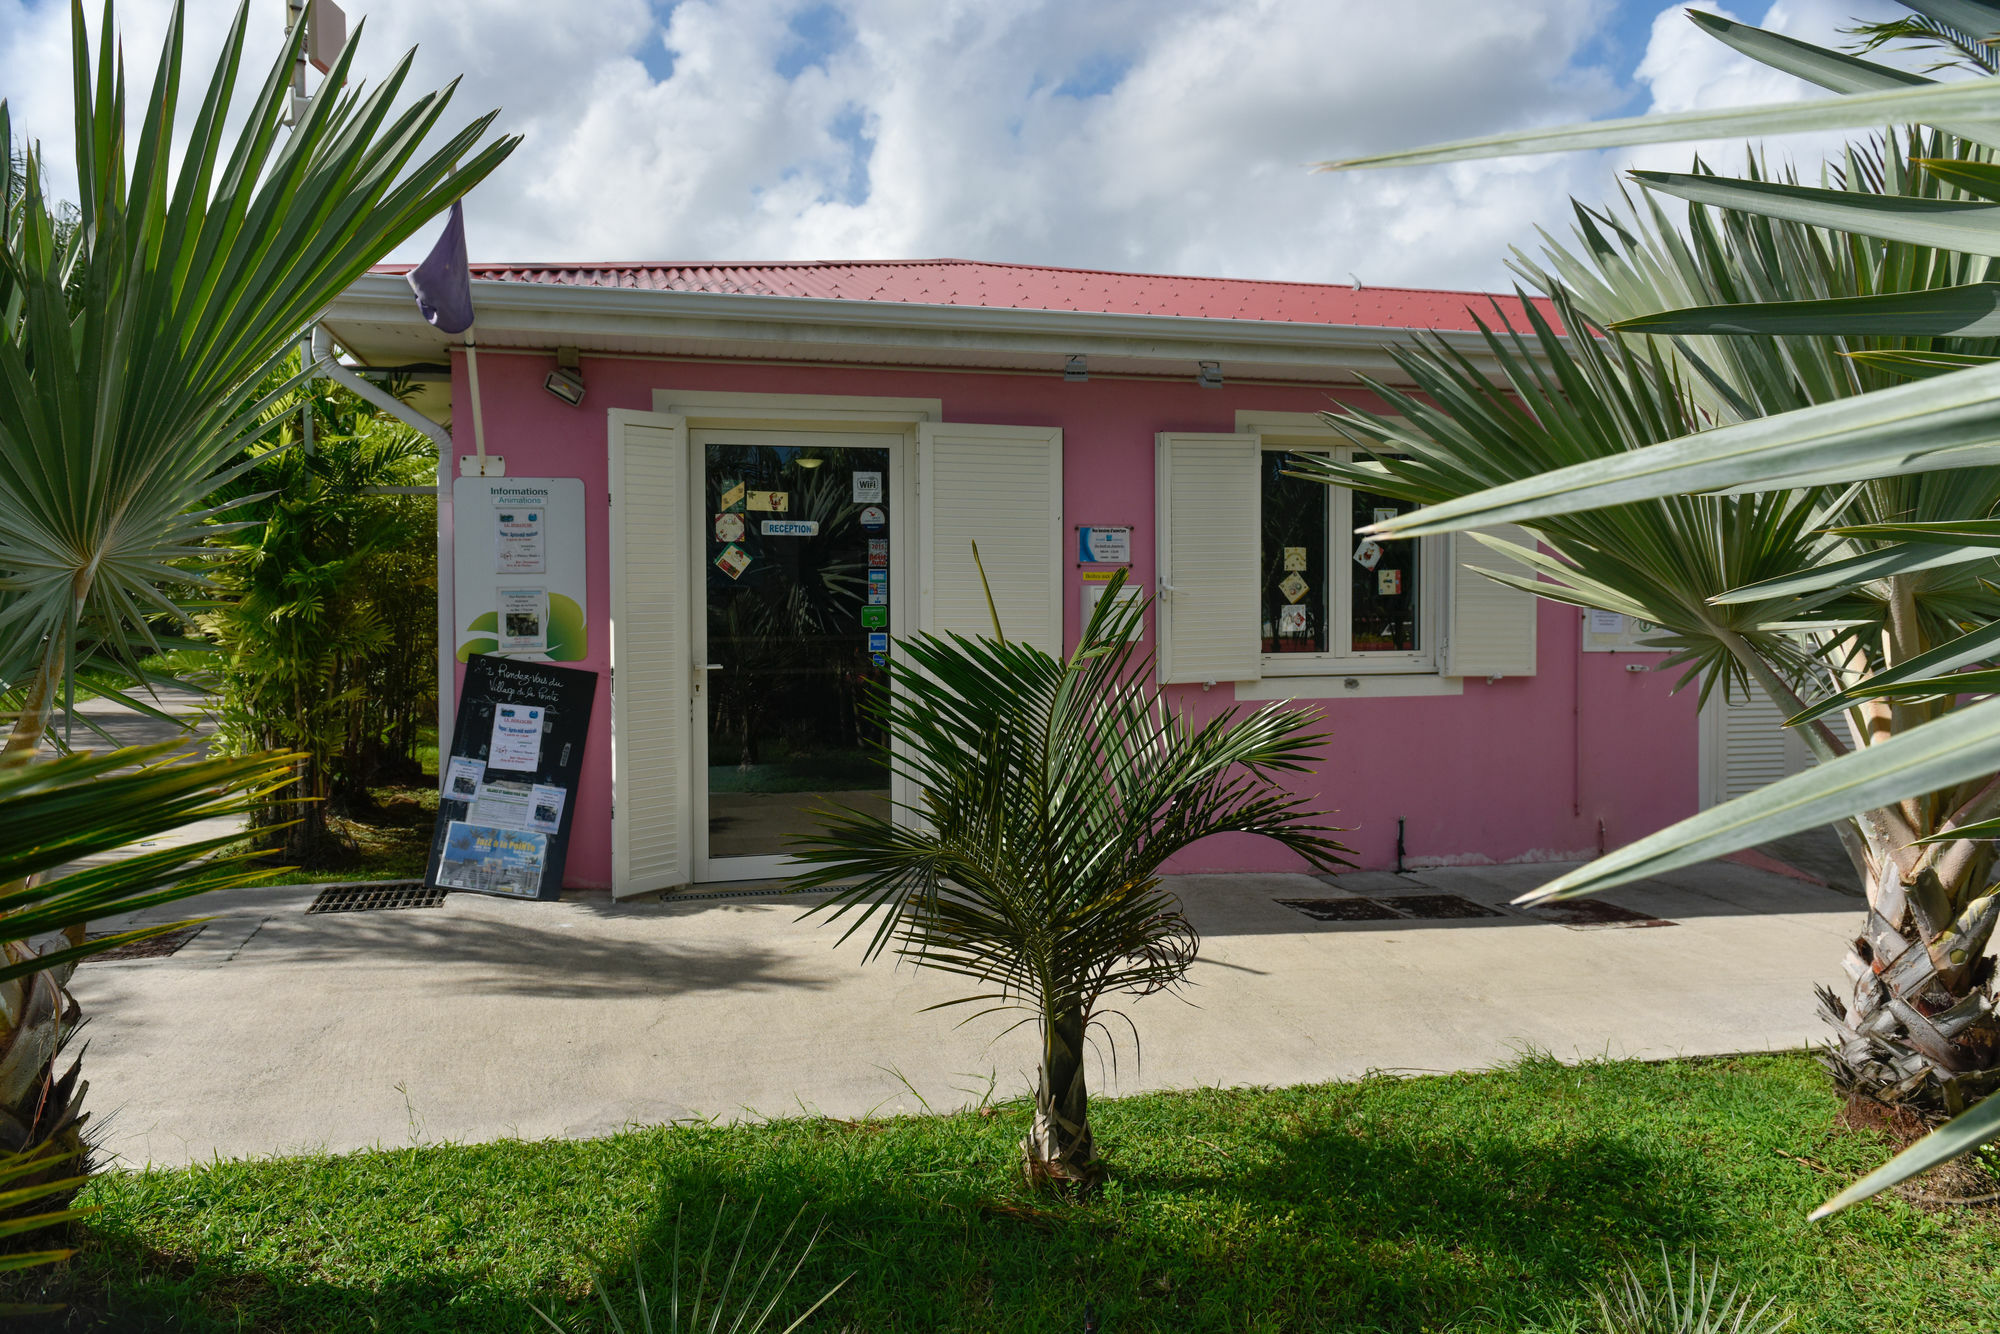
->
[1312,0,2000,1210]
[0,0,516,756]
[791,568,1350,1186]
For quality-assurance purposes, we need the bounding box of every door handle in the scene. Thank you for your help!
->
[701,663,723,670]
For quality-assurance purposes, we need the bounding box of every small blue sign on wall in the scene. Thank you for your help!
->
[868,632,889,654]
[1077,525,1131,564]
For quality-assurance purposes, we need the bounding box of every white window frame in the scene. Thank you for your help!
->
[1256,434,1444,678]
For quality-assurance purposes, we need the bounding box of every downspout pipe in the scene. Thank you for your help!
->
[309,324,453,455]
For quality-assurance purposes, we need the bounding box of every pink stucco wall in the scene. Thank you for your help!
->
[447,350,1698,888]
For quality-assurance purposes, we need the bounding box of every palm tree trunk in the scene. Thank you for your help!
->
[1022,1000,1102,1189]
[1821,853,2000,1115]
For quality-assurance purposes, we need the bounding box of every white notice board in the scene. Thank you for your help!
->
[452,477,589,665]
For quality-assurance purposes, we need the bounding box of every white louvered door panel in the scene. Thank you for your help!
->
[608,411,692,897]
[1443,524,1539,678]
[1724,686,1813,802]
[1155,433,1260,685]
[920,423,1063,653]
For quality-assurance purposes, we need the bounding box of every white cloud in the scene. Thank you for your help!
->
[0,1,1948,293]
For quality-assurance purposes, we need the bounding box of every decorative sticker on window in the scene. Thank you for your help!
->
[1353,538,1384,571]
[1372,507,1398,527]
[1279,572,1309,604]
[1378,569,1403,596]
[868,538,888,567]
[719,481,746,513]
[746,490,789,512]
[1283,546,1308,572]
[1278,605,1309,636]
[714,512,745,543]
[714,543,752,579]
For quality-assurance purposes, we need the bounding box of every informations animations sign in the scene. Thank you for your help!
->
[426,654,597,900]
[452,477,588,664]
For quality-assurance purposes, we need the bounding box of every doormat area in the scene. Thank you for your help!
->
[87,924,206,961]
[1379,894,1505,920]
[1276,897,1405,922]
[307,883,448,914]
[1526,899,1675,929]
[1277,893,1672,929]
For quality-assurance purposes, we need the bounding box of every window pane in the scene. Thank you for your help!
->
[1261,453,1329,654]
[1351,486,1419,652]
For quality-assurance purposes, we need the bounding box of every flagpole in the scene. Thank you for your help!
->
[464,327,489,474]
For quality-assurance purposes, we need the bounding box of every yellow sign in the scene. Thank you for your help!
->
[719,481,746,512]
[747,490,789,512]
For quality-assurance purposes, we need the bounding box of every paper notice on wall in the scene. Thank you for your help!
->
[468,778,536,829]
[1353,538,1384,571]
[1589,609,1626,634]
[527,784,567,833]
[487,702,545,771]
[497,587,550,653]
[853,471,883,503]
[442,755,485,801]
[495,504,546,574]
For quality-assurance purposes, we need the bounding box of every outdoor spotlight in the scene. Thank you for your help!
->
[1064,354,1088,382]
[544,346,585,406]
[544,366,585,406]
[1196,361,1223,389]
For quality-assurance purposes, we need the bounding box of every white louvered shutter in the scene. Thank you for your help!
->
[919,423,1063,653]
[1443,524,1539,678]
[608,411,692,897]
[1155,433,1260,685]
[1706,684,1815,806]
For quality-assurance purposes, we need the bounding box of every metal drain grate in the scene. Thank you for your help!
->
[1277,897,1406,922]
[1379,894,1504,920]
[1528,899,1674,929]
[307,883,447,914]
[89,924,206,961]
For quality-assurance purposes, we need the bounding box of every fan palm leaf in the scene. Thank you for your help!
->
[0,0,517,754]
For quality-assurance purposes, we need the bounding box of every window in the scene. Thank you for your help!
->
[1259,447,1434,672]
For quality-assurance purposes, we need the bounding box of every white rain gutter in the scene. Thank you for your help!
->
[310,323,453,455]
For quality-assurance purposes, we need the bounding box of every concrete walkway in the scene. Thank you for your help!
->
[71,858,1861,1168]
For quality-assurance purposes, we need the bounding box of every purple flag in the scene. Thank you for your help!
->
[407,200,474,334]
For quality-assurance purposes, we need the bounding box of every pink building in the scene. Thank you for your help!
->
[322,259,1710,896]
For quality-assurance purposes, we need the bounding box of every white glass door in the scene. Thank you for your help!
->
[691,429,904,882]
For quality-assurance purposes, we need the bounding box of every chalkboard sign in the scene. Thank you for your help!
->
[426,655,598,900]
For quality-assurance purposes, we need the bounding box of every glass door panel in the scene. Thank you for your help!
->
[699,438,893,870]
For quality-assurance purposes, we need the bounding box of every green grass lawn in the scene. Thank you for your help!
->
[21,1052,2000,1332]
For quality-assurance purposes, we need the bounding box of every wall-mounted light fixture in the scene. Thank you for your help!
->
[544,345,585,406]
[1064,354,1088,382]
[1196,361,1223,389]
[796,454,824,469]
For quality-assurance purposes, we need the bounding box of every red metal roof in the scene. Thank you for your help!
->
[369,257,1553,333]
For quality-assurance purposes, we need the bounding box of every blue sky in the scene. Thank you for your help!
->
[0,0,1919,290]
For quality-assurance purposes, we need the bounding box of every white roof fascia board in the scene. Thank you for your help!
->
[322,272,1534,379]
